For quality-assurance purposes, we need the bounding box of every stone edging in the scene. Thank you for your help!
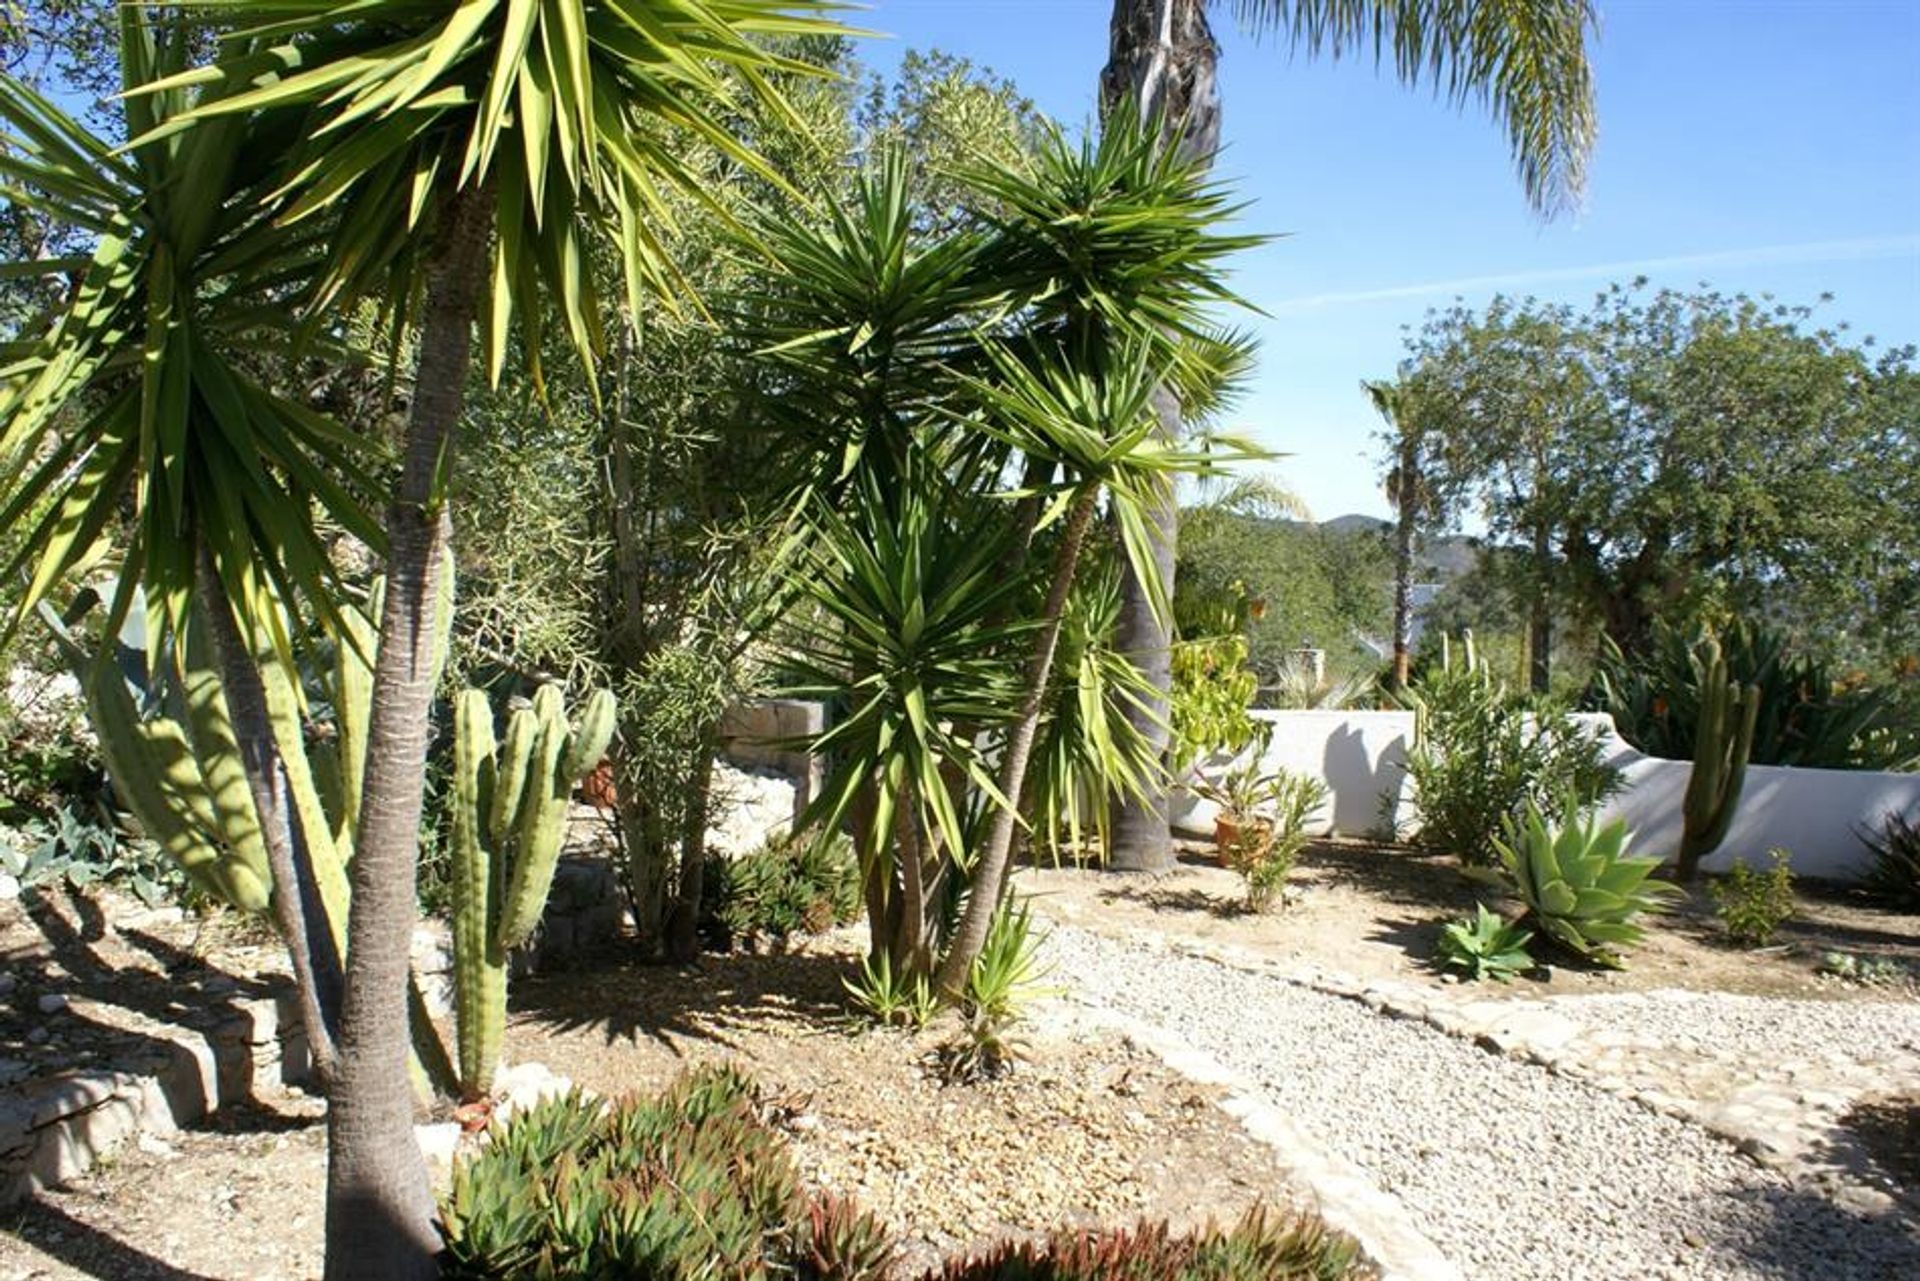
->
[1,992,307,1208]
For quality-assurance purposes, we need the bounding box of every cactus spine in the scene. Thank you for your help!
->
[446,683,615,1097]
[1678,634,1760,881]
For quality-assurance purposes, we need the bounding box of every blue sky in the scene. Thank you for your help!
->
[855,0,1920,520]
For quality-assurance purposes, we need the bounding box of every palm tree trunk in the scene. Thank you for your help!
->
[1102,0,1220,873]
[935,487,1101,997]
[325,186,491,1281]
[196,556,341,1084]
[1390,442,1419,692]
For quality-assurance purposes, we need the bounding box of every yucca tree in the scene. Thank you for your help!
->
[0,10,383,1080]
[154,2,840,1274]
[1366,376,1440,692]
[1101,0,1600,871]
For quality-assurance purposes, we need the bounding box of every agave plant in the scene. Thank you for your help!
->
[1859,811,1920,912]
[1437,903,1535,982]
[1496,802,1678,967]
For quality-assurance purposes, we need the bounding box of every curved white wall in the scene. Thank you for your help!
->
[1172,709,1920,882]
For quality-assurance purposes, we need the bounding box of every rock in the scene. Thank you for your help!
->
[493,1061,577,1119]
[0,973,17,997]
[36,994,68,1015]
[0,872,19,902]
[136,1132,177,1158]
[0,1059,30,1086]
[25,1027,48,1045]
[414,1121,463,1170]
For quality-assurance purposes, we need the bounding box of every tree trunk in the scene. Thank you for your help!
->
[1529,521,1553,694]
[1389,445,1419,692]
[196,559,341,1083]
[935,488,1100,998]
[666,750,711,964]
[1102,0,1220,873]
[325,186,491,1281]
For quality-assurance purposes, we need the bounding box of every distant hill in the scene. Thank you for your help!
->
[1297,513,1479,581]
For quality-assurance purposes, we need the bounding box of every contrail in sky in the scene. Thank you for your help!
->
[1265,234,1920,314]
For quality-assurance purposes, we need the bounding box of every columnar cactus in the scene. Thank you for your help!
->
[447,684,616,1098]
[1677,634,1760,881]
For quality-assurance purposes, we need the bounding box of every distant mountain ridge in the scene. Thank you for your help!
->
[1295,513,1479,581]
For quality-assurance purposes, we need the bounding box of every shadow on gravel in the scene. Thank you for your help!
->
[1716,1179,1920,1277]
[513,947,858,1055]
[3,1198,222,1281]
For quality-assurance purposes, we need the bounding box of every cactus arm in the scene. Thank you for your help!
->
[450,689,506,1097]
[559,688,617,784]
[489,707,537,845]
[83,659,271,911]
[175,631,277,902]
[331,598,377,850]
[258,655,354,956]
[494,693,570,950]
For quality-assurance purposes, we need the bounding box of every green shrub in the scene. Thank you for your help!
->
[1818,951,1914,989]
[1496,802,1679,967]
[1859,811,1920,911]
[1436,903,1535,982]
[1709,850,1795,947]
[1587,619,1919,771]
[711,830,861,950]
[1170,634,1261,770]
[1400,635,1620,865]
[920,1207,1370,1280]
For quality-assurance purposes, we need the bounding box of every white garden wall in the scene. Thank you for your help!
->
[1575,713,1920,882]
[1171,710,1415,840]
[1171,709,1920,882]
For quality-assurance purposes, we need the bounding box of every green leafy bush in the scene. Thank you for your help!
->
[711,830,861,951]
[1436,903,1535,982]
[921,1207,1370,1280]
[1859,811,1920,911]
[1709,850,1795,947]
[1496,802,1679,967]
[1400,637,1620,865]
[1170,634,1261,770]
[1587,619,1919,771]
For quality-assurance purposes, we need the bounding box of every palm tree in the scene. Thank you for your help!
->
[1100,0,1599,871]
[1366,377,1433,691]
[0,10,384,1085]
[163,3,839,1274]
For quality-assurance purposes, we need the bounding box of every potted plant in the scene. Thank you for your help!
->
[1193,759,1329,911]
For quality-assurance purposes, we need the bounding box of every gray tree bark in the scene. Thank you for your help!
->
[325,185,491,1281]
[1102,0,1221,872]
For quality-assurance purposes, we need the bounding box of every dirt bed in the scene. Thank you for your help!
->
[1020,838,1920,1001]
[2,921,1313,1280]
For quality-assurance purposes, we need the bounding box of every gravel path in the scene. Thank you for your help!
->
[1044,925,1920,1280]
[1534,987,1920,1065]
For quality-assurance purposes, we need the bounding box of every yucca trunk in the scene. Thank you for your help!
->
[936,487,1102,997]
[1390,438,1419,692]
[326,187,491,1281]
[196,556,342,1083]
[1102,0,1221,872]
